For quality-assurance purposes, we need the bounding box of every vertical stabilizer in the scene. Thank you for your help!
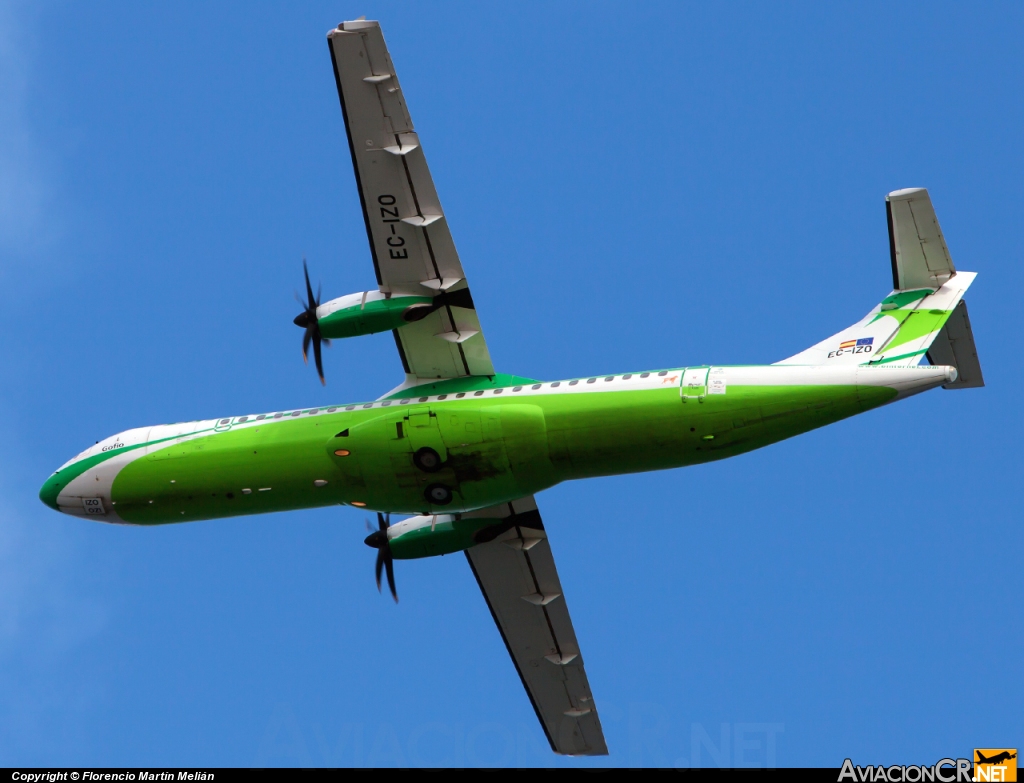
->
[926,300,985,388]
[778,189,983,387]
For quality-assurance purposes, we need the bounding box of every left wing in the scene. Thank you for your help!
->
[327,20,495,382]
[464,497,608,756]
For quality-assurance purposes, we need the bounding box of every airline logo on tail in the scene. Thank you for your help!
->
[974,749,1017,782]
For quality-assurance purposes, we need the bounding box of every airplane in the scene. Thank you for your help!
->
[976,751,1017,765]
[38,19,985,757]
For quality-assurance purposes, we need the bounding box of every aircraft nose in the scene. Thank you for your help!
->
[39,470,63,511]
[39,427,148,519]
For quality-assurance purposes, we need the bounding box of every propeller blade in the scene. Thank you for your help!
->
[295,260,329,384]
[312,332,325,385]
[303,258,316,311]
[384,556,397,603]
[375,549,385,593]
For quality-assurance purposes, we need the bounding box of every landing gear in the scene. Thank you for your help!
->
[424,483,453,505]
[413,447,443,473]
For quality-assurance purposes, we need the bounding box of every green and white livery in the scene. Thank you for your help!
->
[39,20,984,757]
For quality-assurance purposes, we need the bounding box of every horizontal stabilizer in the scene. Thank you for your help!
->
[887,188,955,290]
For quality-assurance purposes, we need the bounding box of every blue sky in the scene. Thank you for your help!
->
[2,1,1021,768]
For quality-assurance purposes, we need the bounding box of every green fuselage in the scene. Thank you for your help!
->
[41,368,906,527]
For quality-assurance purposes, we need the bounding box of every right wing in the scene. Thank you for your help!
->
[464,496,608,756]
[327,20,495,382]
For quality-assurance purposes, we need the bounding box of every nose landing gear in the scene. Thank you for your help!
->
[413,447,443,473]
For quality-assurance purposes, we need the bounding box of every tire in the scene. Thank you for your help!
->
[424,483,453,506]
[413,447,443,473]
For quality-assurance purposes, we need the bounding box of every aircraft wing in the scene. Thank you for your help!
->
[327,20,495,381]
[464,496,608,756]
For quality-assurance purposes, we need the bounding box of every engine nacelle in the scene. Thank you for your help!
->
[316,291,435,339]
[387,513,511,559]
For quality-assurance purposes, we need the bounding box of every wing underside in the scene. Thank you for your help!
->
[327,20,494,380]
[464,497,608,756]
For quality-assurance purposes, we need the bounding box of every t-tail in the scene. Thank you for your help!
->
[776,188,984,389]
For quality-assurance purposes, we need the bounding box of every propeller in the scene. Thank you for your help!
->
[293,259,330,385]
[364,512,397,602]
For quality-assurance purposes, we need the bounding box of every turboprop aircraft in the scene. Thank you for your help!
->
[39,19,985,756]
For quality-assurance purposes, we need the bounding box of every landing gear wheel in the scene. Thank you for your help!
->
[424,483,453,506]
[413,447,443,473]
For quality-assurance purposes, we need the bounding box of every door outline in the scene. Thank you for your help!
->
[680,366,710,402]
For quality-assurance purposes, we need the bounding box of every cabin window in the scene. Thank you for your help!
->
[273,413,283,419]
[308,409,317,415]
[513,386,522,392]
[640,372,650,378]
[346,406,355,411]
[551,382,561,388]
[456,392,466,398]
[568,380,577,386]
[658,371,668,376]
[493,389,503,394]
[238,416,249,423]
[474,391,484,396]
[291,411,300,417]
[363,403,373,409]
[438,394,448,400]
[219,419,230,425]
[382,401,392,406]
[327,407,337,413]
[419,397,428,402]
[256,414,266,421]
[587,378,596,384]
[400,399,409,404]
[604,376,614,382]
[531,384,541,390]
